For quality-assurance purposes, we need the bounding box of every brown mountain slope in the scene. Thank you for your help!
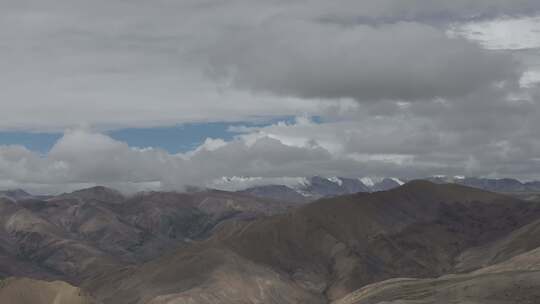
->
[85,181,540,303]
[332,271,540,304]
[215,180,540,299]
[0,277,97,304]
[0,197,124,282]
[456,216,540,272]
[86,246,323,304]
[0,187,299,285]
[334,245,540,304]
[118,189,294,242]
[57,186,125,204]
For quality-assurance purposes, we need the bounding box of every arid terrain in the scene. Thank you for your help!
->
[1,181,540,303]
[3,0,540,302]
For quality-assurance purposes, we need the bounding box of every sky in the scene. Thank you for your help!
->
[1,0,540,194]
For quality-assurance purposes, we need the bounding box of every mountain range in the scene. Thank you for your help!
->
[239,175,540,203]
[1,181,540,303]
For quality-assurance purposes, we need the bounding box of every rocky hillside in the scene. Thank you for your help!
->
[83,181,540,303]
[0,187,296,284]
[3,181,540,303]
[334,246,540,304]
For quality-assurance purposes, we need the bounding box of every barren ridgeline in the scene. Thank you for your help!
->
[1,181,540,303]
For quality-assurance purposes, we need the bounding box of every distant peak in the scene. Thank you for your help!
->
[71,185,121,195]
[0,189,33,200]
[60,185,125,203]
[1,188,31,195]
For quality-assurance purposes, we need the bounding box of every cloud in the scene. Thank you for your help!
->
[0,127,436,194]
[205,21,517,102]
[452,15,540,50]
[2,99,540,194]
[1,0,540,189]
[0,0,536,131]
[302,0,540,23]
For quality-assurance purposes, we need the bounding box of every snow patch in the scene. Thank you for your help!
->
[210,176,310,191]
[390,178,405,186]
[359,177,383,187]
[327,176,343,186]
[295,189,314,197]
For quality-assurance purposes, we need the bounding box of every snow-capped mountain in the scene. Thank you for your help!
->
[240,176,405,202]
[239,175,540,203]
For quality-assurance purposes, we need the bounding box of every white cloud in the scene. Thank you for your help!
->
[0,0,535,131]
[2,102,540,194]
[191,138,228,153]
[0,126,429,194]
[452,15,540,50]
[451,15,540,88]
[1,0,540,188]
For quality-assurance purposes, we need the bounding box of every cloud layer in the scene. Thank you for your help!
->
[2,108,540,194]
[206,21,517,102]
[0,0,536,130]
[1,0,540,192]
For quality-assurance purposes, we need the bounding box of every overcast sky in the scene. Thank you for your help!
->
[1,0,540,193]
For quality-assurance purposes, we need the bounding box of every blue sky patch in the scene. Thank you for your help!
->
[0,116,303,154]
[0,132,62,154]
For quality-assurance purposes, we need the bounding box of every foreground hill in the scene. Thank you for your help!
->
[85,181,540,303]
[0,277,96,304]
[334,246,540,304]
[3,181,540,303]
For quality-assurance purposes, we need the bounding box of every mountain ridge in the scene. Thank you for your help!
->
[237,175,540,203]
[2,181,540,303]
[83,181,540,303]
